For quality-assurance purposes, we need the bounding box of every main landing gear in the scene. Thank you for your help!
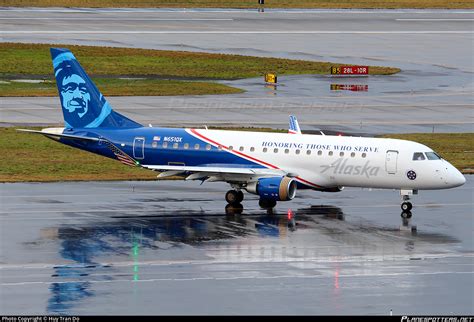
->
[400,189,417,219]
[225,190,244,205]
[225,189,277,211]
[225,190,244,215]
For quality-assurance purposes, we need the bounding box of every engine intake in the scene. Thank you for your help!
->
[246,176,297,201]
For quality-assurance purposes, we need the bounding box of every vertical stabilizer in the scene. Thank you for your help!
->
[288,115,302,134]
[51,48,142,129]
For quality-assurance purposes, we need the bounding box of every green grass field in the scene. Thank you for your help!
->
[0,78,243,97]
[0,43,399,97]
[1,43,399,78]
[0,0,471,9]
[1,128,472,182]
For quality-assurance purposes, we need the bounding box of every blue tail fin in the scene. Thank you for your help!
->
[288,115,301,134]
[51,48,142,129]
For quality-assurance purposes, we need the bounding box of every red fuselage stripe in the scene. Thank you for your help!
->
[190,128,278,169]
[189,128,323,188]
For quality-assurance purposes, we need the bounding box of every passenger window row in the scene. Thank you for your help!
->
[156,142,212,150]
[152,141,367,158]
[261,148,366,158]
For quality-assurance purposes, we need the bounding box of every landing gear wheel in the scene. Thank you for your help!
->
[401,211,412,219]
[236,190,244,203]
[259,199,277,209]
[401,202,412,212]
[225,190,240,205]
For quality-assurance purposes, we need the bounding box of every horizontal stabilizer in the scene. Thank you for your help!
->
[17,128,99,142]
[18,128,139,167]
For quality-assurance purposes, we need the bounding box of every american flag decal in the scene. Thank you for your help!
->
[101,139,139,167]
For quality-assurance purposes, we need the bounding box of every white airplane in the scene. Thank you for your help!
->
[21,48,466,218]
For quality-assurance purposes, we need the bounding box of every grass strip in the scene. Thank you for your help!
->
[0,43,399,78]
[0,78,243,97]
[0,43,400,97]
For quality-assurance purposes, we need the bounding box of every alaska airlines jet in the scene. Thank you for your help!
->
[20,48,466,218]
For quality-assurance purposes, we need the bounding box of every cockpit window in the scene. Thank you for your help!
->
[413,152,425,161]
[425,152,441,160]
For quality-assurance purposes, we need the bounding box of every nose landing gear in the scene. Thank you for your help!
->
[401,201,412,212]
[400,190,417,232]
[401,210,412,219]
[400,189,417,218]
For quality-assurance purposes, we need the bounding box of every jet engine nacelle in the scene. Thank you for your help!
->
[246,176,297,201]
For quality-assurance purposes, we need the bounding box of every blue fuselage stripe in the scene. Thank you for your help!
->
[63,127,265,168]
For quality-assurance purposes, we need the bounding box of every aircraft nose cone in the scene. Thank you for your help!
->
[456,173,466,186]
[450,168,466,187]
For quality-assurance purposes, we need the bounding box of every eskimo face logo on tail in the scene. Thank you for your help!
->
[60,74,90,118]
[56,62,91,119]
[51,48,136,129]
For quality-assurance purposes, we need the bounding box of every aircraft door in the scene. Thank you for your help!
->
[133,137,145,159]
[385,150,398,174]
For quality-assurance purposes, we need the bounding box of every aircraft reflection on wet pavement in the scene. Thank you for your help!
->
[41,204,457,314]
[42,205,343,314]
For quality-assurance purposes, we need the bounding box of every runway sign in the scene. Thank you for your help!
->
[331,66,369,75]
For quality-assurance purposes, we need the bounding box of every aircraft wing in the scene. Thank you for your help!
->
[142,164,294,182]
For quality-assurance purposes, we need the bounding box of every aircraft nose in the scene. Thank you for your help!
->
[449,166,466,187]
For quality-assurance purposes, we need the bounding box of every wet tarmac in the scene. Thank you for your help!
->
[1,8,473,313]
[1,8,473,134]
[0,177,472,315]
